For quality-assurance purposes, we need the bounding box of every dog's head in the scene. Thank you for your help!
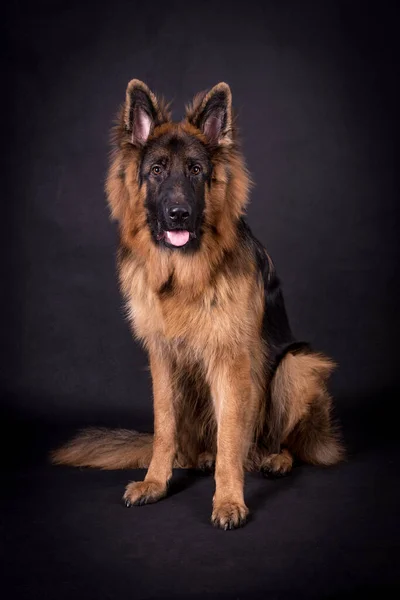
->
[107,80,249,256]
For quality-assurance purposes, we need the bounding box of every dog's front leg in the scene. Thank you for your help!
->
[209,352,256,529]
[124,348,176,506]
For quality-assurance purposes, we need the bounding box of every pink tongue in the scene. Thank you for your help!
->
[165,230,190,247]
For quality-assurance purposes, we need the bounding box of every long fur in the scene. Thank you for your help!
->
[51,80,344,528]
[51,351,344,471]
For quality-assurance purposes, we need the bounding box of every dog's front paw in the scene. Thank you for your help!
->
[211,500,249,530]
[123,480,167,507]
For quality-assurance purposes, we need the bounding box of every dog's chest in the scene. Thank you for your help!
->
[128,287,214,343]
[124,257,258,352]
[127,280,246,350]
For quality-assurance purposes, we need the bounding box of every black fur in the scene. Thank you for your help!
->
[158,272,175,296]
[237,218,311,453]
[141,132,209,252]
[238,217,310,372]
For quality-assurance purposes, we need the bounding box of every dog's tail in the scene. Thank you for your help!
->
[51,428,154,469]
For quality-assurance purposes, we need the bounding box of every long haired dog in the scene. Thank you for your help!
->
[52,80,344,529]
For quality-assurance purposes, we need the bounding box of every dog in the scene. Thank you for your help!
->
[52,80,344,529]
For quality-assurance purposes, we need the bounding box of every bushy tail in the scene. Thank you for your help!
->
[269,350,344,466]
[51,428,153,470]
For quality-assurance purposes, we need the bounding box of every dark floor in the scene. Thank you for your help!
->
[2,392,400,600]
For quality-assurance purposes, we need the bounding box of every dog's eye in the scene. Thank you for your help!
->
[151,165,162,175]
[191,165,202,175]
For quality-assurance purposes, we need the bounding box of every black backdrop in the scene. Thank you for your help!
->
[3,1,400,599]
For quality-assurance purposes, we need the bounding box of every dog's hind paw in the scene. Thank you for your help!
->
[261,449,293,479]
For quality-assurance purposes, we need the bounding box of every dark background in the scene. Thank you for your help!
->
[3,1,399,598]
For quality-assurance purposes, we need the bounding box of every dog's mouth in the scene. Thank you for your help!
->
[157,230,196,248]
[165,230,190,247]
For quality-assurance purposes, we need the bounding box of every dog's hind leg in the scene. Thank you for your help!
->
[266,350,344,469]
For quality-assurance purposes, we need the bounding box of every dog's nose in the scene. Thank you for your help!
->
[167,205,191,223]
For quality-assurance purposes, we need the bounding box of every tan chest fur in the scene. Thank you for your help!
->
[122,256,264,358]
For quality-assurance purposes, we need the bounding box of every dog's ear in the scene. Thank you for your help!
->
[124,80,166,146]
[186,82,233,146]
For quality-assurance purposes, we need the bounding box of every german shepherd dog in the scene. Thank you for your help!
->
[52,80,344,529]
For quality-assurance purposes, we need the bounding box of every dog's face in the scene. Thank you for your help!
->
[141,130,210,251]
[121,80,234,252]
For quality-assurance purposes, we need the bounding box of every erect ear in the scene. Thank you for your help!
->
[187,82,233,146]
[124,79,164,146]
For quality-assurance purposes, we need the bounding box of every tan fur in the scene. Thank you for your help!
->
[269,352,344,466]
[51,428,154,469]
[52,80,344,529]
[260,448,294,476]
